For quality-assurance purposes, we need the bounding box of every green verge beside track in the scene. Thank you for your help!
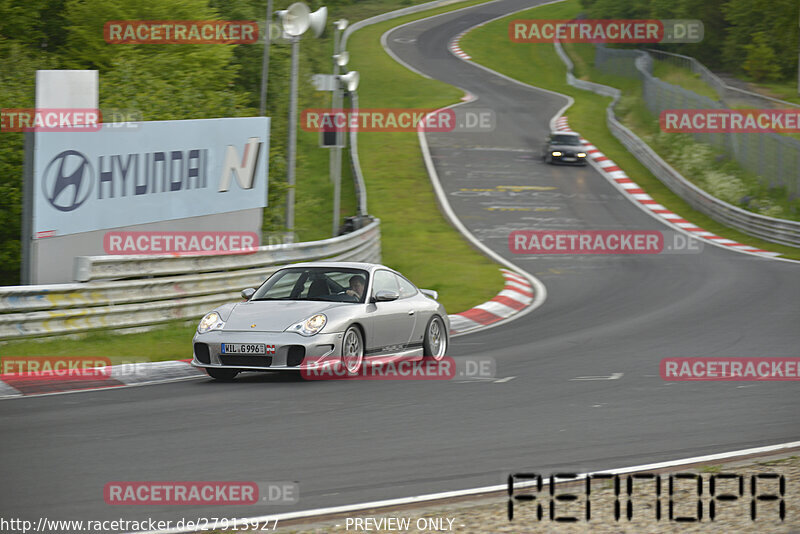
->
[0,0,505,363]
[460,0,800,260]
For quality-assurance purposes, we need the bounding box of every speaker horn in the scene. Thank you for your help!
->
[308,6,328,38]
[334,51,349,67]
[338,70,360,92]
[281,2,310,36]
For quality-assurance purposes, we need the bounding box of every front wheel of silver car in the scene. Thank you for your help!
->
[206,368,239,381]
[341,326,364,375]
[423,316,447,361]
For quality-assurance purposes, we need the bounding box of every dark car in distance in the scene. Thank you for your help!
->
[542,131,587,165]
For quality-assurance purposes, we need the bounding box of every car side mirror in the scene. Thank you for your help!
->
[241,288,256,300]
[374,290,399,302]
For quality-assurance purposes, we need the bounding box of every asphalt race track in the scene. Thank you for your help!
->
[2,0,798,530]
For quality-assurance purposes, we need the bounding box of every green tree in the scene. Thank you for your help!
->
[0,41,57,284]
[723,0,798,80]
[743,31,782,82]
[0,0,68,51]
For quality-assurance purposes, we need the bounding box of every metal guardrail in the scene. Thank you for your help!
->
[554,41,800,248]
[341,0,474,48]
[0,220,381,340]
[348,91,368,217]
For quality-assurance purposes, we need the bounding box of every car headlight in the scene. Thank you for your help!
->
[287,314,327,336]
[197,311,225,334]
[551,151,562,157]
[577,152,586,157]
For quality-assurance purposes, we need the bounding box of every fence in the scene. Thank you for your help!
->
[554,42,800,247]
[594,45,800,199]
[645,49,800,111]
[0,219,381,340]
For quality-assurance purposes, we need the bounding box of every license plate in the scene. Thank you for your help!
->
[221,343,266,355]
[563,157,576,161]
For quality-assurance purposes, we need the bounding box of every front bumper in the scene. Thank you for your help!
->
[192,330,344,372]
[549,153,586,165]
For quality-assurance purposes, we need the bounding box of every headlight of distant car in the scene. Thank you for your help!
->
[287,314,327,336]
[551,151,562,157]
[197,311,225,334]
[577,152,586,158]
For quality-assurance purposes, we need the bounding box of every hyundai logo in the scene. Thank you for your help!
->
[42,150,94,212]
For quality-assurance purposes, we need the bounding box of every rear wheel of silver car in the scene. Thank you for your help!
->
[206,368,239,381]
[423,316,447,361]
[341,326,364,375]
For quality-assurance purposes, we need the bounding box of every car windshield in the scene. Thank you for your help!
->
[551,134,581,146]
[251,267,370,303]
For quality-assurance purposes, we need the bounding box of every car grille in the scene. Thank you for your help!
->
[194,343,210,364]
[286,345,306,367]
[220,355,273,367]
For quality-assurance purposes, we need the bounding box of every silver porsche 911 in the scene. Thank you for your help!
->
[191,261,449,380]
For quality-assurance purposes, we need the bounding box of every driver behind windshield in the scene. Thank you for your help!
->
[346,275,365,300]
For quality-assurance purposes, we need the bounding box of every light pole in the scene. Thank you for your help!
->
[259,0,273,116]
[279,2,327,234]
[331,18,348,235]
[338,70,360,223]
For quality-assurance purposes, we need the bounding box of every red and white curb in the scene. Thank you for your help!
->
[448,268,534,335]
[0,360,204,399]
[555,116,781,258]
[449,30,471,60]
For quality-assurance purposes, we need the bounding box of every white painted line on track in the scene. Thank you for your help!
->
[131,440,800,534]
[570,373,624,381]
[0,380,22,398]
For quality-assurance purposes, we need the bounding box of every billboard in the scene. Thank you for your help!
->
[32,117,269,237]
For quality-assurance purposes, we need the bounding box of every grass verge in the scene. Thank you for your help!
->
[0,322,198,364]
[651,60,719,100]
[460,0,800,260]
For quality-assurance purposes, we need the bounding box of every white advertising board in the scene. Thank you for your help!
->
[33,117,269,237]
